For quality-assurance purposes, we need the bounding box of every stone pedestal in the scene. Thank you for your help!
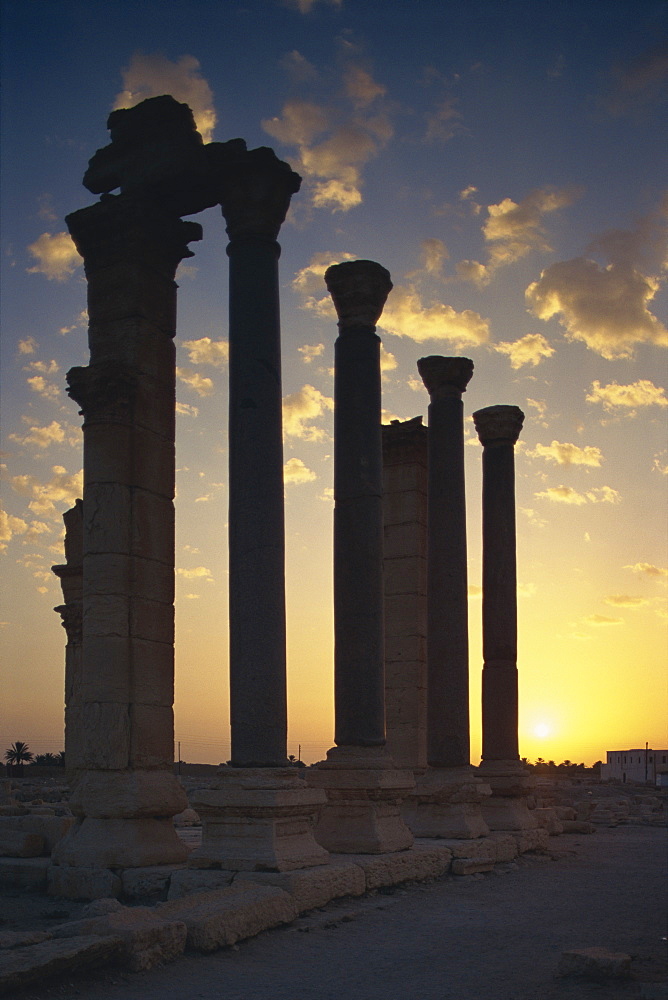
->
[310,747,414,853]
[307,261,414,853]
[474,404,536,831]
[188,769,328,872]
[404,767,491,839]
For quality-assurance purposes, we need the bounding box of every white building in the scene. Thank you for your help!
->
[601,748,668,785]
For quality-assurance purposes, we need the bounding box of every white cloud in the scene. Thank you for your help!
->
[424,96,463,143]
[623,562,668,577]
[527,440,603,467]
[8,420,79,450]
[380,346,397,372]
[176,368,214,396]
[283,384,333,441]
[344,67,386,108]
[379,285,490,347]
[534,484,620,505]
[0,509,28,550]
[526,257,667,358]
[182,337,229,367]
[604,594,649,608]
[10,466,83,518]
[176,402,199,418]
[18,337,38,355]
[605,41,668,116]
[494,333,555,369]
[419,238,449,276]
[26,232,82,282]
[582,614,623,626]
[586,379,667,411]
[114,53,216,143]
[26,376,60,400]
[284,457,317,484]
[298,343,325,364]
[176,566,214,581]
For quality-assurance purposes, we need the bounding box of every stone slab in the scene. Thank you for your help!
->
[342,845,452,890]
[558,947,632,980]
[121,864,186,901]
[485,834,519,862]
[451,857,494,875]
[511,828,550,853]
[237,860,366,913]
[0,857,49,891]
[53,906,187,972]
[47,864,122,900]
[157,882,297,952]
[0,831,44,858]
[0,930,52,949]
[560,820,596,834]
[0,934,123,995]
[0,816,75,853]
[168,869,235,899]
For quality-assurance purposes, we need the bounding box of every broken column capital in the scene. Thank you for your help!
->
[473,404,525,446]
[325,260,393,331]
[215,143,301,243]
[53,600,83,645]
[66,362,137,423]
[66,196,202,277]
[417,356,474,398]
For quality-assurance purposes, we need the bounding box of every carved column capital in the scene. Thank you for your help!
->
[325,260,393,331]
[66,362,137,422]
[417,356,474,398]
[473,405,524,446]
[215,142,301,243]
[66,196,202,278]
[54,601,83,645]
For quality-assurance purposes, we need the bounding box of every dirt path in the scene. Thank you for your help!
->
[13,826,667,1000]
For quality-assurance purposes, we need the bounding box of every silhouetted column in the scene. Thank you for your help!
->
[190,145,328,872]
[418,356,473,768]
[474,404,537,831]
[307,261,414,854]
[220,147,301,767]
[52,500,84,787]
[51,194,199,879]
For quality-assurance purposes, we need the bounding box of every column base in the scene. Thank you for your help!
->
[403,766,491,839]
[478,759,538,831]
[306,746,415,854]
[188,767,329,872]
[51,816,188,869]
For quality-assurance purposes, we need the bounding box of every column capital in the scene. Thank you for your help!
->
[417,356,474,398]
[53,600,83,645]
[66,362,137,422]
[215,142,301,242]
[66,196,202,277]
[473,404,524,446]
[325,260,393,331]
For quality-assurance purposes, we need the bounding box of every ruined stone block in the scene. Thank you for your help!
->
[237,860,366,913]
[0,857,50,891]
[0,935,123,994]
[0,831,44,858]
[345,845,452,889]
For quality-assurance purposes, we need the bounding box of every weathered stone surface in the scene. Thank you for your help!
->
[0,857,49,891]
[0,934,123,995]
[173,807,200,827]
[54,907,187,972]
[451,857,494,875]
[0,930,52,950]
[190,768,328,872]
[560,820,596,834]
[0,815,75,853]
[325,260,392,329]
[168,869,235,899]
[237,860,366,913]
[121,864,186,901]
[0,831,44,858]
[158,883,297,952]
[405,767,491,839]
[52,816,188,871]
[484,833,519,862]
[81,897,124,917]
[345,845,452,889]
[511,828,549,853]
[48,864,122,900]
[70,769,187,819]
[558,947,632,980]
[533,807,564,834]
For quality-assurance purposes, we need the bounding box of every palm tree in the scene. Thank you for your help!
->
[4,741,33,774]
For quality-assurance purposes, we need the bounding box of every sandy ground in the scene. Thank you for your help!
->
[5,824,666,1000]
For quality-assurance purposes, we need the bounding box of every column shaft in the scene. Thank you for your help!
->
[228,236,287,766]
[334,326,385,747]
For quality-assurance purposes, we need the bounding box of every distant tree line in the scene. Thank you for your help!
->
[4,742,65,774]
[522,757,602,775]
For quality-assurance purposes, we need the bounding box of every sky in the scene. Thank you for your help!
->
[1,0,667,767]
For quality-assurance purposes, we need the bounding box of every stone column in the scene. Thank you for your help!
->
[382,418,428,772]
[401,357,489,838]
[52,500,84,787]
[307,260,414,854]
[189,144,328,871]
[50,194,196,883]
[473,404,536,831]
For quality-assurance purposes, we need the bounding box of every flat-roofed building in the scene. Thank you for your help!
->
[601,748,668,785]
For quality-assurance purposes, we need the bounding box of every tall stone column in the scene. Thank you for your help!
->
[50,194,198,881]
[382,418,428,772]
[52,500,84,787]
[307,260,414,854]
[189,144,328,871]
[473,404,536,831]
[402,357,490,838]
